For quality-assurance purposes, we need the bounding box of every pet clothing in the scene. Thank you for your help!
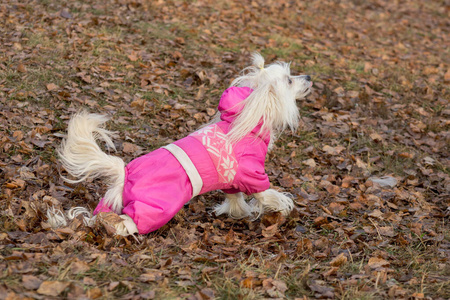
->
[93,86,271,234]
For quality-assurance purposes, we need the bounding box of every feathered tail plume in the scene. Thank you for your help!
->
[58,111,125,213]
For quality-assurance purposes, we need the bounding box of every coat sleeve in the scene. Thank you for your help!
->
[223,142,270,195]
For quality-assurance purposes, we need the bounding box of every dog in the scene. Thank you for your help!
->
[54,53,312,236]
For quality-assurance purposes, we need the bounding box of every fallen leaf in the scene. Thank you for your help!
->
[379,226,396,237]
[122,142,142,155]
[262,224,278,238]
[368,209,384,219]
[323,145,345,155]
[70,260,90,274]
[37,281,70,296]
[196,288,215,300]
[241,277,262,289]
[128,52,139,62]
[368,176,398,188]
[22,275,42,290]
[60,9,73,19]
[369,132,384,143]
[46,83,59,91]
[302,158,316,167]
[330,253,347,267]
[87,287,102,299]
[17,63,27,73]
[367,257,390,269]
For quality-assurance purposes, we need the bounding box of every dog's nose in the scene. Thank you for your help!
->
[305,75,311,81]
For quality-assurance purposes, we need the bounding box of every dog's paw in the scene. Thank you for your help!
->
[214,193,252,219]
[274,192,294,216]
[252,189,294,217]
[97,212,138,236]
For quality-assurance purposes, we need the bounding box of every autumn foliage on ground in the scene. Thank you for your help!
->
[0,0,449,299]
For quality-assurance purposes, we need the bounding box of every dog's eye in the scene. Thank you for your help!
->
[288,78,292,84]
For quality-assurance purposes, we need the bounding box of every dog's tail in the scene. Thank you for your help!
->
[58,111,125,213]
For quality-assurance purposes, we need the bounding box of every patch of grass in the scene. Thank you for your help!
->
[136,22,180,41]
[302,63,335,78]
[26,32,57,49]
[339,287,380,300]
[263,34,306,60]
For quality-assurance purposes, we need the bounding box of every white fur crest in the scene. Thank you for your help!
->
[227,53,311,143]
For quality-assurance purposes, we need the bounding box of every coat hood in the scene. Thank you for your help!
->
[218,86,253,123]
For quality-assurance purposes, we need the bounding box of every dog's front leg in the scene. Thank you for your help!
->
[214,192,252,219]
[250,189,294,218]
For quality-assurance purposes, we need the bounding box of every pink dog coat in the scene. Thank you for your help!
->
[94,87,271,234]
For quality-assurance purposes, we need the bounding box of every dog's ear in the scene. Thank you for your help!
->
[251,53,265,70]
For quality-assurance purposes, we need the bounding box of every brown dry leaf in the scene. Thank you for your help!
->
[122,142,142,155]
[379,226,396,237]
[308,280,334,298]
[398,152,414,158]
[302,158,316,167]
[138,291,156,299]
[326,184,340,195]
[349,202,364,210]
[70,260,90,274]
[355,158,369,175]
[368,176,398,188]
[323,145,345,155]
[367,257,390,269]
[241,277,262,289]
[128,52,139,62]
[5,179,25,189]
[297,238,313,254]
[139,271,164,282]
[37,281,70,296]
[46,83,59,91]
[87,287,102,299]
[196,288,215,300]
[341,176,355,188]
[314,216,329,227]
[444,69,450,82]
[368,209,384,219]
[206,108,216,116]
[262,278,288,298]
[322,266,338,277]
[369,132,384,143]
[262,224,278,238]
[278,174,295,188]
[60,9,73,19]
[261,212,286,227]
[22,275,42,290]
[17,63,27,73]
[330,253,347,267]
[364,62,373,72]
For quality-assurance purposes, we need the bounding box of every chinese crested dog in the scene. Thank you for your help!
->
[53,53,312,236]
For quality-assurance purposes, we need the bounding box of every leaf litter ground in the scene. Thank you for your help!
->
[0,0,449,299]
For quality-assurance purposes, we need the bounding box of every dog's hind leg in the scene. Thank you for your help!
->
[250,189,294,218]
[214,192,252,219]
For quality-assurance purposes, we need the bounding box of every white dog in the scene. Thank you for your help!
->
[54,53,312,236]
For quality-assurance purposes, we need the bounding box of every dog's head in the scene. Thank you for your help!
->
[228,53,312,143]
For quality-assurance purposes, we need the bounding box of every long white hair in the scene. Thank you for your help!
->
[227,53,301,143]
[58,112,125,213]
